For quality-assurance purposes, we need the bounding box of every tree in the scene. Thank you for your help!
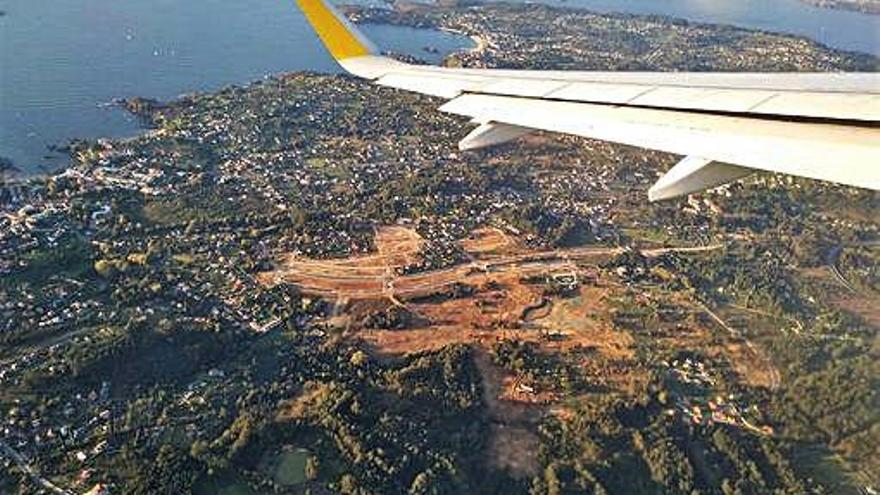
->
[544,464,561,495]
[339,474,359,494]
[305,455,320,481]
[350,350,368,367]
[409,472,431,495]
[94,259,115,278]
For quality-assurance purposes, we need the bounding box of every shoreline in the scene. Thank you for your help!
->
[437,26,489,56]
[799,0,880,14]
[5,23,473,178]
[463,0,880,56]
[351,3,880,65]
[7,2,877,178]
[469,34,489,55]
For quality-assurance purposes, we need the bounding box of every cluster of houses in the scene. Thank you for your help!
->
[664,358,772,435]
[0,59,665,492]
[354,2,874,74]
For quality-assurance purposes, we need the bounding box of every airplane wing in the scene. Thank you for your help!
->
[294,0,880,200]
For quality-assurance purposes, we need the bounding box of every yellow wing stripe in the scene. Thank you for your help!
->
[295,0,371,60]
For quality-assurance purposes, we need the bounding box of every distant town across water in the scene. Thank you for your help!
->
[1,0,878,175]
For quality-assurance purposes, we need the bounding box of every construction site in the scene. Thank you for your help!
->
[257,225,718,300]
[255,225,749,384]
[256,225,782,476]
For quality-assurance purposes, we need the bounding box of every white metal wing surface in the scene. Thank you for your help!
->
[295,0,880,200]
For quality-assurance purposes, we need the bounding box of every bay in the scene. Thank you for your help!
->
[0,0,473,174]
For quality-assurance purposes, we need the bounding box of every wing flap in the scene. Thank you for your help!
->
[545,82,661,105]
[624,87,779,113]
[749,92,880,121]
[480,79,569,98]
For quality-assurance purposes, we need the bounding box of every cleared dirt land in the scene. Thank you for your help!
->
[258,225,718,299]
[259,226,764,478]
[258,227,730,385]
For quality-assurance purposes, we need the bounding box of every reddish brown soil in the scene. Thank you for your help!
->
[459,227,517,255]
[264,226,773,476]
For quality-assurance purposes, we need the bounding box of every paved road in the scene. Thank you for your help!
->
[0,439,75,495]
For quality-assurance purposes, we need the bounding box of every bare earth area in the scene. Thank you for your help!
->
[259,226,781,477]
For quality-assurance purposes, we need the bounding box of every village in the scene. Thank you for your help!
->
[349,2,877,73]
[1,3,878,494]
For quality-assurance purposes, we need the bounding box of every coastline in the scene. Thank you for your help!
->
[3,22,473,177]
[469,34,489,54]
[799,0,880,14]
[351,3,879,70]
[437,26,489,55]
[6,1,877,178]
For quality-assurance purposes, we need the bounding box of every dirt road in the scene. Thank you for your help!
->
[260,236,723,300]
